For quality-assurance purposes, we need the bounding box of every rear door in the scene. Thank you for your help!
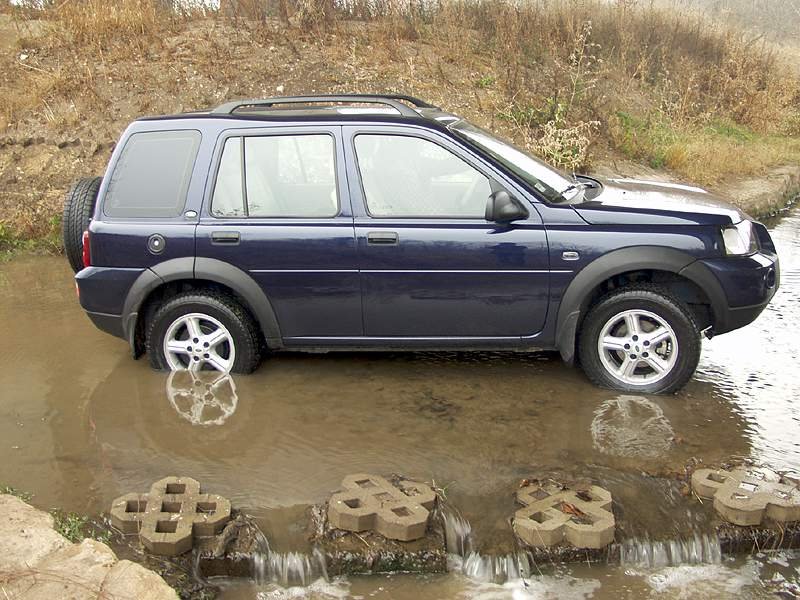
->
[195,125,362,339]
[344,125,550,339]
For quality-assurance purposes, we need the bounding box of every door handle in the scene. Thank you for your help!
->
[367,231,399,246]
[211,231,240,245]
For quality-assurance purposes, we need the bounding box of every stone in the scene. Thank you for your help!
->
[692,467,800,526]
[3,538,116,600]
[0,494,176,600]
[110,476,231,556]
[513,482,616,549]
[327,474,437,542]
[0,494,70,572]
[102,559,178,600]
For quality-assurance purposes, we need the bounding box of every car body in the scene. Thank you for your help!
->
[71,94,779,393]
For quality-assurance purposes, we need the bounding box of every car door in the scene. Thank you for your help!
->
[195,125,362,339]
[344,125,550,339]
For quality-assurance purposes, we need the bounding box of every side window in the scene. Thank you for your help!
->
[211,134,338,218]
[354,134,492,218]
[212,137,245,217]
[104,130,200,218]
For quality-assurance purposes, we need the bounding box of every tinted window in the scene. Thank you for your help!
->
[211,134,338,218]
[354,134,492,218]
[211,137,245,218]
[104,130,200,218]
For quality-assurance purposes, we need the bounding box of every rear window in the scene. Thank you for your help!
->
[104,130,201,218]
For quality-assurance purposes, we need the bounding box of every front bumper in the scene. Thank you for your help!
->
[683,250,779,335]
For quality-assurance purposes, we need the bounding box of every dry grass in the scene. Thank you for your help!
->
[0,0,799,249]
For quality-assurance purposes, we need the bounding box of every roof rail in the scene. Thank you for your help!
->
[211,94,438,117]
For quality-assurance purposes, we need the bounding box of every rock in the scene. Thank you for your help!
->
[0,494,177,600]
[3,539,116,599]
[102,560,178,600]
[0,494,69,572]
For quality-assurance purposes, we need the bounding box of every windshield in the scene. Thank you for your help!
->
[449,120,576,203]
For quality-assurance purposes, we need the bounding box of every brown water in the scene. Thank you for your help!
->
[1,208,799,599]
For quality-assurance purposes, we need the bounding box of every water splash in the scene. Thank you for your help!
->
[442,506,532,584]
[442,506,473,556]
[619,533,722,568]
[458,551,533,584]
[251,529,328,587]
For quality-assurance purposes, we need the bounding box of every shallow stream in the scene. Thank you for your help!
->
[1,207,799,598]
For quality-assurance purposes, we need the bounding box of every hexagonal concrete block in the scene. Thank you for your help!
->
[692,467,800,526]
[110,476,231,557]
[327,474,437,542]
[513,483,616,550]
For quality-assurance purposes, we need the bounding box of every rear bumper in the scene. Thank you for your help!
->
[683,250,779,335]
[76,265,145,342]
[86,310,126,339]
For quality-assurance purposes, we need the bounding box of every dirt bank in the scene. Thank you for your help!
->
[0,8,798,251]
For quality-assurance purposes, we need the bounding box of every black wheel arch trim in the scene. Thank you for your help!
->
[122,257,283,351]
[555,246,726,363]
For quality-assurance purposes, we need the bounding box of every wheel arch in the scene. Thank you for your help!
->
[555,246,725,364]
[123,257,282,357]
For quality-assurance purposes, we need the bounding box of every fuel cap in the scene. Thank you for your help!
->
[147,234,166,255]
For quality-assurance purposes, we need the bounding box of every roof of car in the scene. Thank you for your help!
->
[136,94,461,129]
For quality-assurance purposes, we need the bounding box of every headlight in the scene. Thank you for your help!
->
[721,220,758,255]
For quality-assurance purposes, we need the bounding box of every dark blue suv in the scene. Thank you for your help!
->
[64,94,779,394]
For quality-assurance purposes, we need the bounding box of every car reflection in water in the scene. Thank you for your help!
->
[166,370,238,426]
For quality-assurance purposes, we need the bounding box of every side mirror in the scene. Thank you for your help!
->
[485,190,528,223]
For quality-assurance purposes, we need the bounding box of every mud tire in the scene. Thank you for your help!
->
[577,284,701,394]
[62,176,102,273]
[146,291,262,374]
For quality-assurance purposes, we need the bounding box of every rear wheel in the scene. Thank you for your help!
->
[146,292,262,374]
[577,285,701,394]
[62,176,101,273]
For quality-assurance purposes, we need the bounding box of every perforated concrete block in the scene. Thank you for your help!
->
[110,476,231,556]
[328,474,437,542]
[513,483,615,549]
[692,467,800,526]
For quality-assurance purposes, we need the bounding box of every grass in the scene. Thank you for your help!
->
[610,110,800,184]
[1,484,33,502]
[50,509,111,545]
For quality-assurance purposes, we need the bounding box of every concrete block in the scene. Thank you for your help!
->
[110,476,231,556]
[692,467,800,526]
[513,483,615,550]
[327,474,437,542]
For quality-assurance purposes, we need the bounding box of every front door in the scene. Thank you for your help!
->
[195,125,362,339]
[344,125,550,339]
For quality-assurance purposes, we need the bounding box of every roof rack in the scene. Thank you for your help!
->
[211,94,439,117]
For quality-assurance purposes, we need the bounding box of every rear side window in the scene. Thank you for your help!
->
[211,134,338,218]
[104,130,201,218]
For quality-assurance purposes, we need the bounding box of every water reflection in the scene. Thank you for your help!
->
[166,370,238,426]
[590,395,675,458]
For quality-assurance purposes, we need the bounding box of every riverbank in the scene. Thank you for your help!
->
[1,1,799,253]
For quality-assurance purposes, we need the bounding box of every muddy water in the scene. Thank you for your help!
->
[1,208,799,598]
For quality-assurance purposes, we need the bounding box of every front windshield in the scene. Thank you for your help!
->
[449,120,576,203]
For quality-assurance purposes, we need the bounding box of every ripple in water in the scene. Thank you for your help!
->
[591,395,675,458]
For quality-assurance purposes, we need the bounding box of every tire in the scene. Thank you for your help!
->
[62,176,102,273]
[146,291,262,375]
[577,284,701,394]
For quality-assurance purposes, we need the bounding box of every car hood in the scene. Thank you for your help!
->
[572,177,747,226]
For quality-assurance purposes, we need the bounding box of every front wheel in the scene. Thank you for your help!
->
[146,292,262,374]
[577,285,701,394]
